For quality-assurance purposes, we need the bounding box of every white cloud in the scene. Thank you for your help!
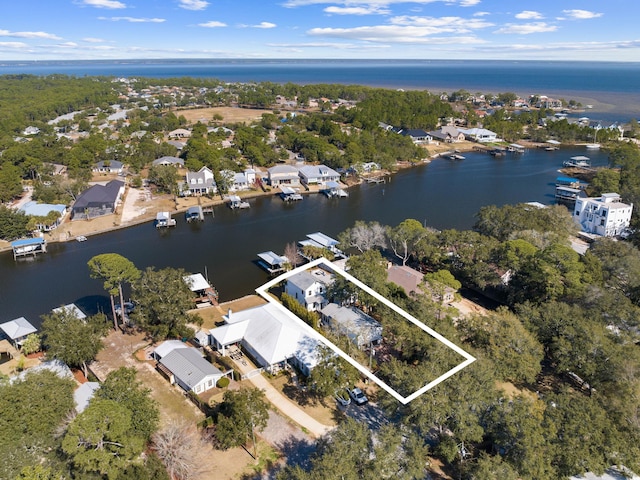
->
[255,22,277,29]
[0,29,62,40]
[198,21,227,28]
[99,16,166,22]
[268,42,390,49]
[57,42,79,48]
[285,0,476,7]
[515,10,543,20]
[83,37,105,43]
[459,0,480,6]
[0,41,29,48]
[494,22,557,35]
[324,6,391,15]
[473,11,490,17]
[308,25,486,44]
[80,0,126,9]
[562,9,603,20]
[390,15,493,29]
[178,0,209,10]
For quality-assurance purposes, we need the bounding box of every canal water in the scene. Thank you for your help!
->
[0,147,610,325]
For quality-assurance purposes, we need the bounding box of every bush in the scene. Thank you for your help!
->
[217,377,230,389]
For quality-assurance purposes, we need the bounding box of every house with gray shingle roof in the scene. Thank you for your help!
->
[72,180,124,220]
[159,347,223,394]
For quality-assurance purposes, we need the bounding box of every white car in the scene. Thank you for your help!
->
[335,390,351,407]
[348,387,368,405]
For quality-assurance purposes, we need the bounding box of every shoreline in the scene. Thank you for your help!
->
[0,139,601,254]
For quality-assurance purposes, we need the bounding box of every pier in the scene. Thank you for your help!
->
[156,212,176,228]
[227,195,250,209]
[185,205,205,222]
[280,186,303,202]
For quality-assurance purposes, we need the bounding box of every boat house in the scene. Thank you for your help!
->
[155,211,176,228]
[184,273,218,306]
[0,317,37,349]
[11,237,47,260]
[257,251,290,274]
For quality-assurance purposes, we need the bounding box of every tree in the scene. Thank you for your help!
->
[215,388,270,454]
[152,421,210,480]
[283,242,302,268]
[40,310,107,378]
[96,367,159,441]
[0,163,23,203]
[62,399,145,479]
[20,333,41,355]
[132,266,201,341]
[88,253,140,330]
[0,205,29,241]
[307,345,359,400]
[148,164,178,194]
[387,219,427,265]
[338,220,387,253]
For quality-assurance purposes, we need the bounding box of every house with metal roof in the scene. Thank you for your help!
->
[74,382,100,413]
[72,180,124,220]
[152,156,184,167]
[268,164,300,187]
[19,201,67,231]
[0,317,37,348]
[152,339,190,361]
[298,164,340,186]
[321,303,382,349]
[159,347,223,394]
[209,303,321,375]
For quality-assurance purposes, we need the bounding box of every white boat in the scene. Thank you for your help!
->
[76,235,87,242]
[585,143,601,150]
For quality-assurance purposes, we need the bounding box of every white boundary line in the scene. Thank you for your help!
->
[256,257,476,404]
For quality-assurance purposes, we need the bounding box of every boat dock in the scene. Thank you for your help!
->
[365,176,386,184]
[555,186,583,203]
[156,212,176,228]
[298,231,346,260]
[280,186,303,202]
[563,155,591,168]
[185,205,204,222]
[257,251,290,275]
[227,195,250,209]
[184,273,218,307]
[322,181,349,198]
[11,237,47,260]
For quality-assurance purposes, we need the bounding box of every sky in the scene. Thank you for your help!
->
[1,0,639,61]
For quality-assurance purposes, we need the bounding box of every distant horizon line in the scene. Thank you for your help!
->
[2,58,639,65]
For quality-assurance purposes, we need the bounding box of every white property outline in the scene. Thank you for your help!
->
[256,257,476,404]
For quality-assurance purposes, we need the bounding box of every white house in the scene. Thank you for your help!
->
[459,127,498,143]
[0,317,37,349]
[285,268,334,312]
[93,160,124,175]
[298,165,341,187]
[159,347,223,394]
[268,165,300,187]
[152,156,184,167]
[209,303,321,375]
[184,166,216,196]
[573,193,633,238]
[224,168,256,192]
[20,201,67,232]
[168,128,192,139]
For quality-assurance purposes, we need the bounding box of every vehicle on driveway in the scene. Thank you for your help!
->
[348,387,368,405]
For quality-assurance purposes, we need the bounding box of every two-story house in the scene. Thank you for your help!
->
[574,193,633,237]
[184,166,216,196]
[285,268,334,312]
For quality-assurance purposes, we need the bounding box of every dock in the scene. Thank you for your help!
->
[184,273,218,306]
[365,176,386,184]
[298,231,346,260]
[555,186,582,202]
[257,251,290,275]
[185,205,204,222]
[280,186,303,202]
[227,195,250,209]
[322,181,349,198]
[11,237,47,260]
[563,155,591,168]
[156,212,176,228]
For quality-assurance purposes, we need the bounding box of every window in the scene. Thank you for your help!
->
[575,211,579,216]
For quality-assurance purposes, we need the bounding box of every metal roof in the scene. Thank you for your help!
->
[0,317,37,340]
[258,251,288,267]
[159,348,222,389]
[184,273,210,292]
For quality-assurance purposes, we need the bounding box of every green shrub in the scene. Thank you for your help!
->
[217,377,230,388]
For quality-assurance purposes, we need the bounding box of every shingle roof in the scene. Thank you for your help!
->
[160,348,222,389]
[73,180,124,210]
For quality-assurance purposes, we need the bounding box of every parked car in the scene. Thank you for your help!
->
[335,389,351,407]
[348,387,368,405]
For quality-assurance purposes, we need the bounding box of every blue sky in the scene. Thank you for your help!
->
[1,0,639,61]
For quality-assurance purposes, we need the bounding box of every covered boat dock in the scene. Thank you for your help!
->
[11,237,47,260]
[257,251,290,274]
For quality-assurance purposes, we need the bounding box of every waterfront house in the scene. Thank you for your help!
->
[209,304,320,375]
[93,160,124,175]
[573,193,633,238]
[429,126,466,143]
[386,264,424,296]
[158,346,223,394]
[184,167,216,196]
[459,128,498,143]
[72,180,125,220]
[19,201,67,232]
[397,128,431,144]
[268,165,300,187]
[285,268,334,312]
[0,317,37,349]
[298,165,341,187]
[52,303,87,320]
[320,303,382,349]
[152,156,184,167]
[224,168,256,192]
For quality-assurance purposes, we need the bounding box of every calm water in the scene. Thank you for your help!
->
[0,147,610,325]
[2,60,639,122]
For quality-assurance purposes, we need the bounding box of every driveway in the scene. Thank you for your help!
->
[343,400,389,431]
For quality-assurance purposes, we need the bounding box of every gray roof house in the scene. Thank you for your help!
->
[152,156,184,167]
[159,347,223,394]
[398,128,431,144]
[321,303,382,349]
[298,165,340,186]
[268,165,300,187]
[72,180,125,220]
[184,167,216,196]
[284,268,333,312]
[93,160,124,175]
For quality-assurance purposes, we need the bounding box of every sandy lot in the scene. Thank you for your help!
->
[175,106,273,125]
